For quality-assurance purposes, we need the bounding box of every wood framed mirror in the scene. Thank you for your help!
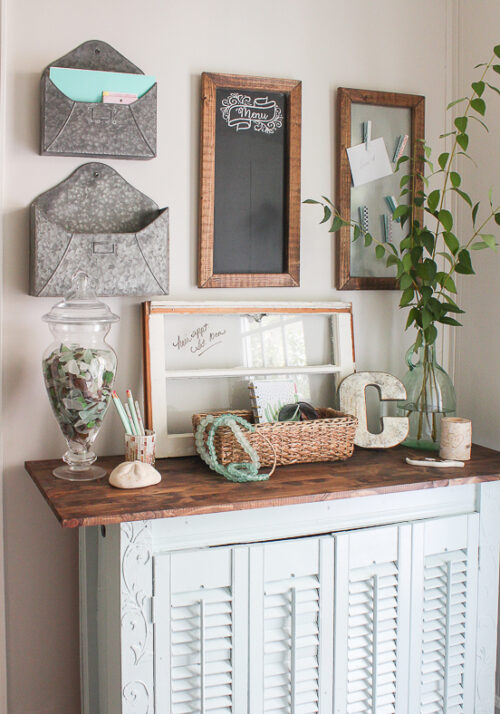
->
[336,87,425,290]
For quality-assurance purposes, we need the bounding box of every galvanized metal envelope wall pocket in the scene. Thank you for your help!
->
[30,163,169,297]
[40,40,157,159]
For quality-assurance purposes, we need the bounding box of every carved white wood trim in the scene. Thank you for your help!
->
[475,482,500,713]
[121,521,154,714]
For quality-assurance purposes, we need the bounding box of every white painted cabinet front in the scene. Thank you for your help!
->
[154,536,334,714]
[80,483,499,714]
[333,523,412,714]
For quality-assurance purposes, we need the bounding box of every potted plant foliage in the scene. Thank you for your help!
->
[307,46,500,449]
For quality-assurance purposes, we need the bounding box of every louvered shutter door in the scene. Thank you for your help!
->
[408,514,479,714]
[249,536,334,714]
[333,523,412,714]
[154,545,248,713]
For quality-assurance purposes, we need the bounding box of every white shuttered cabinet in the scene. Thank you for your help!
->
[81,483,500,714]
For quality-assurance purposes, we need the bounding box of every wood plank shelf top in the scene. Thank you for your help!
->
[25,444,500,528]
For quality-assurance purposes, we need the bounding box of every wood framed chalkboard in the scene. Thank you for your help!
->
[198,72,301,288]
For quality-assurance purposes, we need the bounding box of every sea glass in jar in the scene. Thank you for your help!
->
[42,272,119,481]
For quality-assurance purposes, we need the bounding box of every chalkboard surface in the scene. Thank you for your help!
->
[213,87,287,274]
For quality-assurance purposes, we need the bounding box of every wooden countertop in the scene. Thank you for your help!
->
[24,444,500,528]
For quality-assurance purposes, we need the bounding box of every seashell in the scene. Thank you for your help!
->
[109,460,161,489]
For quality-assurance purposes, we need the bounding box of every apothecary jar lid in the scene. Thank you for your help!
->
[42,271,120,325]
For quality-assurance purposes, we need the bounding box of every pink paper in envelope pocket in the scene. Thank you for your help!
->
[103,92,138,105]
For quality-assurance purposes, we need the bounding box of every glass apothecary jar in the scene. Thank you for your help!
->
[42,272,119,481]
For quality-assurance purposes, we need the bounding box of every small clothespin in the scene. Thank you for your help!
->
[385,195,399,222]
[393,134,408,164]
[362,120,372,151]
[359,205,369,234]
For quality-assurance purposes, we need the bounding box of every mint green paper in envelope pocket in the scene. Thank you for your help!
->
[49,67,156,103]
[41,40,157,158]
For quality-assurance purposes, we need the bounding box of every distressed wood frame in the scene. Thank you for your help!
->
[198,72,302,288]
[142,301,355,458]
[336,87,425,290]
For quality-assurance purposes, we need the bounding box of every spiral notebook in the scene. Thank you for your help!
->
[248,380,298,423]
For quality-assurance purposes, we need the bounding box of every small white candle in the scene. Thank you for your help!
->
[440,417,472,461]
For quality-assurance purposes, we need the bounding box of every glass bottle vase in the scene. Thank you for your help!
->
[398,343,456,451]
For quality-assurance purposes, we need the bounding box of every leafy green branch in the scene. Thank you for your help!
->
[306,45,500,351]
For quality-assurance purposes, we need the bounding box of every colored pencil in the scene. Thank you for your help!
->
[126,389,141,435]
[124,403,138,435]
[111,391,133,434]
[135,399,146,435]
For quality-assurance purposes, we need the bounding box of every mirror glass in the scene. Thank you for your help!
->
[350,103,412,278]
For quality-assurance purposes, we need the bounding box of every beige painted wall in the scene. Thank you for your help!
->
[453,2,500,709]
[0,0,6,710]
[1,0,451,711]
[454,1,500,450]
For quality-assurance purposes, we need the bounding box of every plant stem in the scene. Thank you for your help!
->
[414,344,440,443]
[417,354,426,440]
[429,351,440,442]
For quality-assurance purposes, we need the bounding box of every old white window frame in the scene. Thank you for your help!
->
[142,302,356,458]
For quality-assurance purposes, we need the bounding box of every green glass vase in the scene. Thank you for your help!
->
[398,343,456,451]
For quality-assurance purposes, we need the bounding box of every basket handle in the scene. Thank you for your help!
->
[252,431,277,478]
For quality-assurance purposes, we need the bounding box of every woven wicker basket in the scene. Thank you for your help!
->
[192,409,358,467]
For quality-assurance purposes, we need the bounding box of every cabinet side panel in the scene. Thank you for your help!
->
[98,524,122,714]
[79,527,100,714]
[476,482,500,713]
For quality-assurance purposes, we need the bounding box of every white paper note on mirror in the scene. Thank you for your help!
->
[347,137,393,187]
